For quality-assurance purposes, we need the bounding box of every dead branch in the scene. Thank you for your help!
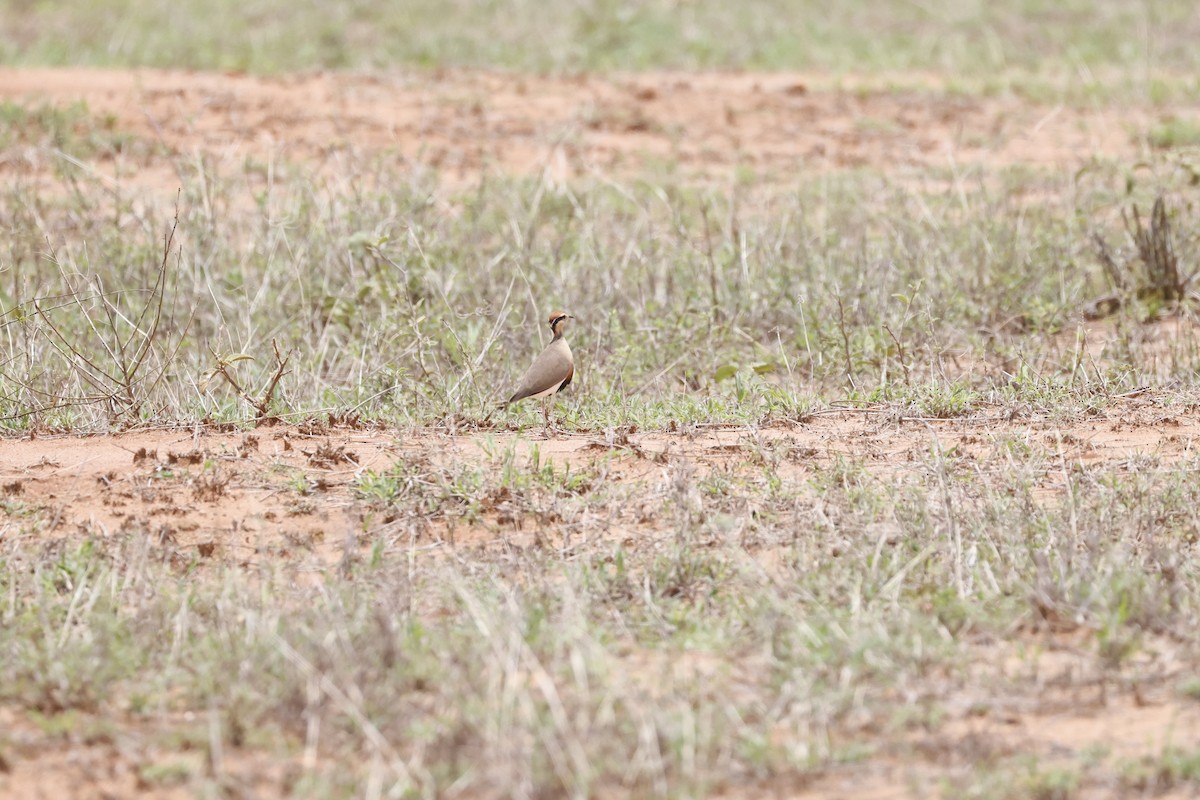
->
[27,201,179,417]
[207,338,291,425]
[883,323,911,386]
[255,339,291,421]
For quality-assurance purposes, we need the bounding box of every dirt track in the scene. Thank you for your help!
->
[0,67,1165,186]
[2,395,1193,567]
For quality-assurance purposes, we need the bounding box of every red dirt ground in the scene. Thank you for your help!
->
[0,67,1170,189]
[1,394,1196,561]
[3,67,1199,799]
[4,407,1200,798]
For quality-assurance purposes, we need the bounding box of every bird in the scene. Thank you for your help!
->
[500,310,574,432]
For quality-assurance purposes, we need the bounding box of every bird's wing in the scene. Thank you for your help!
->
[507,345,572,404]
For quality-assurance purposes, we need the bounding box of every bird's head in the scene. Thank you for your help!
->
[548,310,574,336]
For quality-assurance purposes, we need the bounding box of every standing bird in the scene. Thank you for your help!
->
[501,310,575,431]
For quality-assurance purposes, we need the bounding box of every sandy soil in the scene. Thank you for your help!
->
[2,396,1196,562]
[0,67,1170,188]
[2,67,1198,798]
[4,404,1200,797]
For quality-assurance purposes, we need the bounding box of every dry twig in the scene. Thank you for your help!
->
[205,338,292,424]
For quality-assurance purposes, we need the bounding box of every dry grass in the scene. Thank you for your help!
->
[4,120,1200,433]
[4,418,1200,797]
[3,0,1200,100]
[4,12,1200,795]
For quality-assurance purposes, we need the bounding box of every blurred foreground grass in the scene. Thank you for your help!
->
[2,0,1200,101]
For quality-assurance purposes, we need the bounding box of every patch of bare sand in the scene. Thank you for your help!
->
[0,68,1172,189]
[2,397,1197,561]
[763,632,1200,798]
[0,704,293,800]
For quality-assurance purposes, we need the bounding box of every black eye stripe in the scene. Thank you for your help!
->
[551,315,567,326]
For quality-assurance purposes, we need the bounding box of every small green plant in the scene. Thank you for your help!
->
[1178,676,1200,701]
[1120,746,1200,792]
[1148,116,1200,149]
[1024,764,1081,800]
[0,100,144,158]
[138,760,195,787]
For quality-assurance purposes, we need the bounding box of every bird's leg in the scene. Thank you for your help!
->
[541,398,551,436]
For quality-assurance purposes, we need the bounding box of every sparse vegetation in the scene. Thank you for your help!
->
[6,438,1200,795]
[4,3,1200,798]
[3,1,1200,102]
[4,127,1200,431]
[1148,116,1200,149]
[1091,194,1199,314]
